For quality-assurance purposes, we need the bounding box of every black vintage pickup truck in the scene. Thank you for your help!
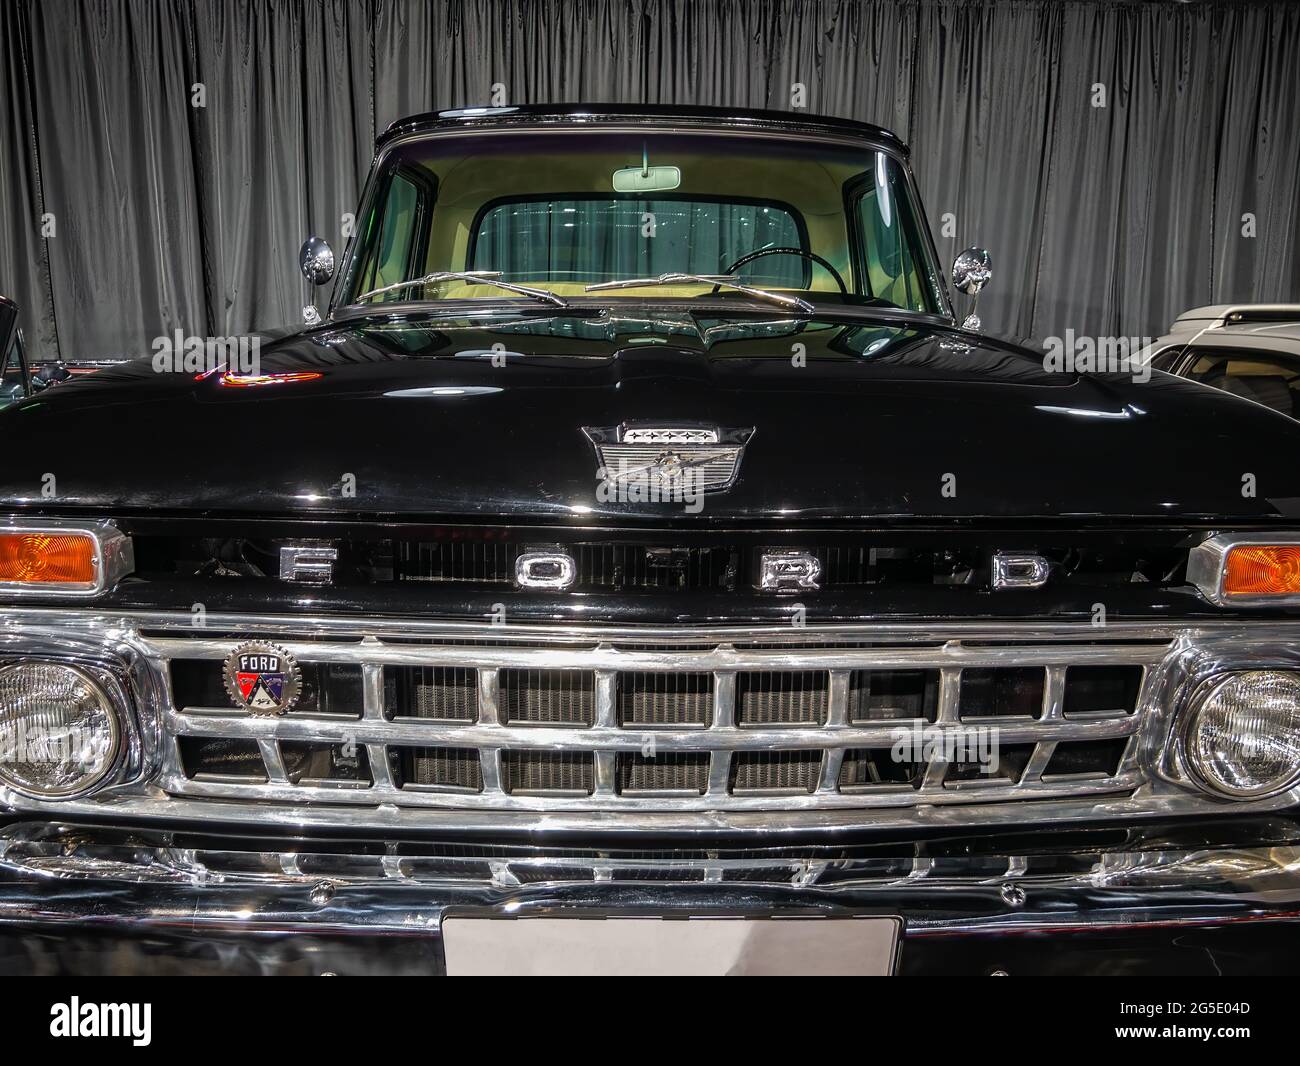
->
[1,105,1299,975]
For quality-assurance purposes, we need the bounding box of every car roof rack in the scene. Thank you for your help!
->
[1170,304,1300,330]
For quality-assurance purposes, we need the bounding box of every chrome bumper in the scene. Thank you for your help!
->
[3,821,1300,939]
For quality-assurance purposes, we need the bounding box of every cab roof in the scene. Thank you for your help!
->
[378,103,909,156]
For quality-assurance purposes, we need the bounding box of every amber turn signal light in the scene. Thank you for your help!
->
[1223,545,1300,597]
[1188,534,1300,606]
[0,533,98,585]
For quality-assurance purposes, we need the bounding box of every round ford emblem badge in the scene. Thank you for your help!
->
[223,640,302,716]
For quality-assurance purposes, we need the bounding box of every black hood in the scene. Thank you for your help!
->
[4,307,1299,525]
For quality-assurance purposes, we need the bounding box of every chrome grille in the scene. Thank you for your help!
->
[151,627,1166,816]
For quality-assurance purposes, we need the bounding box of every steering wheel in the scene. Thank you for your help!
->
[718,246,849,296]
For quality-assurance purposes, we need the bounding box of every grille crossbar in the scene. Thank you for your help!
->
[153,633,1159,813]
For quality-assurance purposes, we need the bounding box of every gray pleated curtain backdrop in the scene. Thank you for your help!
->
[1,0,1297,362]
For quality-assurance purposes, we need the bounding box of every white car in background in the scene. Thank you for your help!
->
[1146,304,1300,419]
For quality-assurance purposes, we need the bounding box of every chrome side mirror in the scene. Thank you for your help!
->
[299,237,335,286]
[951,247,991,331]
[951,247,992,295]
[298,238,335,325]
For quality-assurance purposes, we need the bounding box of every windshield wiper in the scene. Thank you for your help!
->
[584,272,814,313]
[354,270,568,307]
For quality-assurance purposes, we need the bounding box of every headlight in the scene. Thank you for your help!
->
[1184,670,1300,799]
[0,662,121,798]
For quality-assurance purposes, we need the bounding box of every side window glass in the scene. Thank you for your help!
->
[1189,350,1299,418]
[1,332,26,409]
[356,171,428,298]
[853,175,930,312]
[1147,346,1183,372]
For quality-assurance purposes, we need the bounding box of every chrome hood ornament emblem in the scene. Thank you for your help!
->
[584,422,755,496]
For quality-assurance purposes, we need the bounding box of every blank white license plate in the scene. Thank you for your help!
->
[442,916,901,976]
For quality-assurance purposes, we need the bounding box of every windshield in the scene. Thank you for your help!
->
[338,129,945,314]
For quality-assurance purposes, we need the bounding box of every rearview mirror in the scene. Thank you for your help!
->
[612,165,681,194]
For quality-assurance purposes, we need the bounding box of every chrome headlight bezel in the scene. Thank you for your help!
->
[1151,636,1300,801]
[0,658,133,800]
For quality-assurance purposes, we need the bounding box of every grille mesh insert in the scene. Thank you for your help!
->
[404,747,483,792]
[503,751,594,795]
[500,669,594,726]
[577,544,738,590]
[395,541,518,583]
[387,667,478,720]
[737,671,827,726]
[178,737,266,781]
[618,672,712,727]
[731,750,822,793]
[616,752,710,794]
